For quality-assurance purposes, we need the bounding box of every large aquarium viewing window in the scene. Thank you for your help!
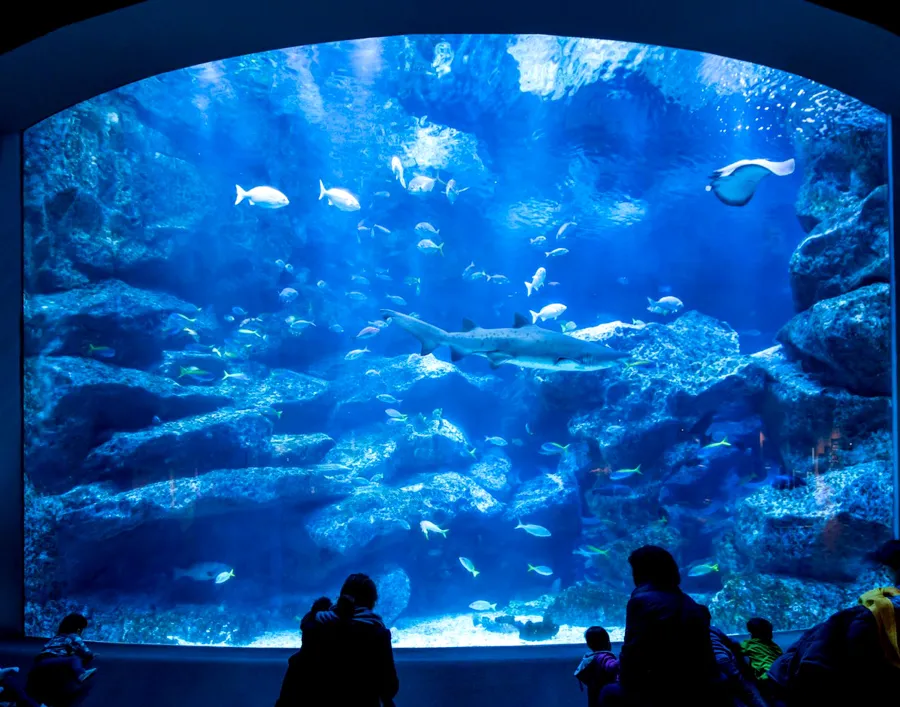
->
[22,34,894,648]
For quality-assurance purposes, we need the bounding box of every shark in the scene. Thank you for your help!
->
[381,310,631,372]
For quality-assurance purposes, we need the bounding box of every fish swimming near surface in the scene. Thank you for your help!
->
[381,309,631,372]
[234,185,289,208]
[706,158,795,207]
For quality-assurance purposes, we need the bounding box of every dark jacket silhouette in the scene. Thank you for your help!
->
[275,604,399,707]
[618,583,719,704]
[768,604,900,707]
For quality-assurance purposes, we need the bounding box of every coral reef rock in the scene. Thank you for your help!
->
[789,185,889,312]
[735,461,893,582]
[777,283,890,396]
[25,355,231,493]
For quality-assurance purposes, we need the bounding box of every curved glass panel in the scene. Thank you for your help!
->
[23,34,893,647]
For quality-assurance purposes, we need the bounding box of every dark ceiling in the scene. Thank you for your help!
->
[0,0,896,55]
[0,1,145,54]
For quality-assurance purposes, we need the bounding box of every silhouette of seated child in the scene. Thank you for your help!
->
[35,614,96,684]
[740,617,782,682]
[575,626,619,706]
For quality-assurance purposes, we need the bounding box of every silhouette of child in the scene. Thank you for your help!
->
[575,626,619,706]
[35,614,96,683]
[740,618,782,681]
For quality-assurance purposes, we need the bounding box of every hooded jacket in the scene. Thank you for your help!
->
[274,605,399,707]
[618,583,718,700]
[575,650,619,706]
[768,604,900,705]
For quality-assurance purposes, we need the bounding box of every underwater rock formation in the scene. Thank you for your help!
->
[793,109,886,234]
[777,282,890,396]
[25,280,214,369]
[82,409,275,489]
[789,185,889,312]
[305,471,502,558]
[735,461,893,582]
[25,356,231,492]
[751,346,890,473]
[20,39,893,647]
[51,464,355,542]
[552,312,762,471]
[372,566,412,626]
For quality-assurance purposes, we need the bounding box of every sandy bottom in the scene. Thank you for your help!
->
[248,612,625,648]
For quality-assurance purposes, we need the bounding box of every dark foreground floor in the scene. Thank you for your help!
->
[1,633,803,707]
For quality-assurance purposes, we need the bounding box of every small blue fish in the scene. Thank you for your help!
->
[609,465,642,481]
[527,564,553,576]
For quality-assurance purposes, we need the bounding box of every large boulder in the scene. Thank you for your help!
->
[319,417,474,483]
[25,355,233,493]
[507,470,580,532]
[549,313,765,471]
[50,464,355,542]
[734,461,893,582]
[23,97,297,309]
[25,280,217,369]
[708,571,890,634]
[751,346,890,473]
[793,108,886,234]
[789,185,889,312]
[82,410,275,489]
[269,434,336,466]
[371,566,412,626]
[777,283,890,396]
[547,581,629,627]
[305,471,503,558]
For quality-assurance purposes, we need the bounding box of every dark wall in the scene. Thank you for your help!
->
[0,133,23,639]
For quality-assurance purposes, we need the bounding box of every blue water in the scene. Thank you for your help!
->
[22,35,891,647]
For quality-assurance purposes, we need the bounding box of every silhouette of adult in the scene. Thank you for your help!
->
[600,545,720,706]
[275,573,399,707]
[768,539,900,707]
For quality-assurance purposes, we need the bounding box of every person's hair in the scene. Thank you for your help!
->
[874,539,900,572]
[746,617,774,641]
[585,625,611,652]
[628,545,681,588]
[311,596,332,613]
[335,573,378,618]
[58,613,88,635]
